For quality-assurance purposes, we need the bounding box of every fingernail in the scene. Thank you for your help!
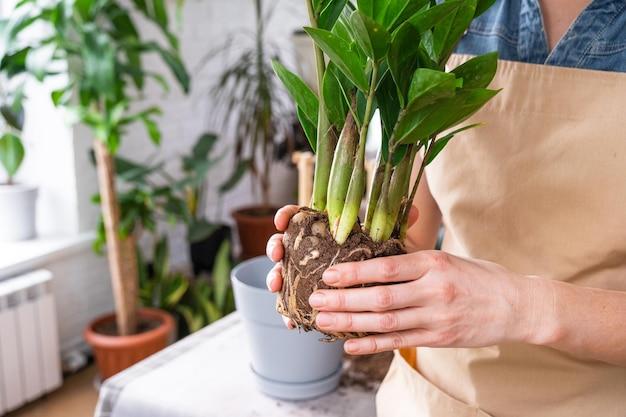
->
[345,340,359,354]
[316,313,333,327]
[309,292,326,308]
[323,269,339,285]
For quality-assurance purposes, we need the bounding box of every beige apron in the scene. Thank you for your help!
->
[376,56,626,417]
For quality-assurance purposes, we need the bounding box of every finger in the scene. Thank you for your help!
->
[322,251,444,287]
[407,206,419,227]
[274,205,300,231]
[344,329,439,355]
[282,315,296,330]
[266,263,283,293]
[315,307,426,333]
[308,282,421,313]
[266,233,284,262]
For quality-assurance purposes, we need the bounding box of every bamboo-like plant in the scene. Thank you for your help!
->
[12,0,190,335]
[272,0,500,335]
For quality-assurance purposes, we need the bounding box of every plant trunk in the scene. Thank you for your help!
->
[94,140,139,336]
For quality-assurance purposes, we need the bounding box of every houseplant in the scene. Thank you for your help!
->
[0,17,37,241]
[273,0,499,336]
[209,0,293,259]
[11,0,190,378]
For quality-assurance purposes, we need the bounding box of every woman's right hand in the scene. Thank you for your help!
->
[266,205,300,328]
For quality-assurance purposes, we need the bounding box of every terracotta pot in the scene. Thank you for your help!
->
[84,307,174,380]
[232,206,278,260]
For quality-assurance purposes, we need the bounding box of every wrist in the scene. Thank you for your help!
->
[514,275,565,346]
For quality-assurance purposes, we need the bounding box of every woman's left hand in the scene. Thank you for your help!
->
[311,251,555,355]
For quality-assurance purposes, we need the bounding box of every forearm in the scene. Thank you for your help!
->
[524,276,626,366]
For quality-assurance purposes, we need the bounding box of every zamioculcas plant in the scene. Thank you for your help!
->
[272,0,499,338]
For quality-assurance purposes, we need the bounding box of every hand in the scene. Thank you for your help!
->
[266,205,301,328]
[309,251,556,355]
[265,204,420,329]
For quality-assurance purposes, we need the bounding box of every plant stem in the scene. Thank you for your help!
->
[334,64,379,244]
[327,112,357,236]
[398,138,434,239]
[364,149,384,232]
[306,0,335,211]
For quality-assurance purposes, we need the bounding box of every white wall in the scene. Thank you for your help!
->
[117,0,307,264]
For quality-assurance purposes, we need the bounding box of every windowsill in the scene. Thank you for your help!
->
[0,233,95,280]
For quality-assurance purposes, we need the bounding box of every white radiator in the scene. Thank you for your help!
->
[0,270,62,415]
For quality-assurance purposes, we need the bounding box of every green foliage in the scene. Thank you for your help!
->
[139,238,235,336]
[10,0,189,153]
[279,0,500,243]
[92,132,236,253]
[0,133,25,183]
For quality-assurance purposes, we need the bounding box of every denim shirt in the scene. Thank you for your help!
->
[456,0,626,72]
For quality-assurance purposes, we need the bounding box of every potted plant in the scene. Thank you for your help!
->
[0,19,37,241]
[273,0,499,335]
[12,0,190,379]
[208,0,294,259]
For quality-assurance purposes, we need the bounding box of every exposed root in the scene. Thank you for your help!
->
[277,208,405,339]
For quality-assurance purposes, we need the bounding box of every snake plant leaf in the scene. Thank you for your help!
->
[153,236,170,280]
[323,63,350,127]
[432,0,477,65]
[271,60,319,126]
[451,52,498,88]
[304,26,369,92]
[348,10,390,61]
[388,21,421,106]
[424,124,481,165]
[163,273,189,308]
[0,133,24,179]
[296,106,317,151]
[318,0,348,30]
[398,88,499,144]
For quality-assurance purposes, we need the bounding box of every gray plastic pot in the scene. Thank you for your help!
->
[232,256,344,400]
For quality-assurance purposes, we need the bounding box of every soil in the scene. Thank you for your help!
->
[340,351,394,391]
[94,317,161,336]
[278,208,405,339]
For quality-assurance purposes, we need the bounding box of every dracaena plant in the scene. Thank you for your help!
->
[272,0,499,336]
[11,0,190,335]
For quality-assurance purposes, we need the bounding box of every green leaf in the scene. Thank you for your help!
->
[177,305,205,333]
[139,41,190,93]
[358,0,428,31]
[398,88,499,144]
[349,11,390,61]
[387,21,421,105]
[82,28,116,98]
[153,236,169,279]
[475,0,497,17]
[163,274,189,308]
[322,64,349,127]
[408,69,457,104]
[376,71,401,154]
[404,0,464,35]
[296,105,317,151]
[192,133,218,159]
[0,133,25,179]
[451,52,498,89]
[140,115,160,145]
[271,60,318,126]
[211,240,231,310]
[318,0,348,30]
[219,159,249,193]
[424,123,481,165]
[304,27,369,92]
[432,0,477,65]
[187,219,218,243]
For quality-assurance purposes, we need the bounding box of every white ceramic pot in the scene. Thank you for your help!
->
[0,184,38,241]
[232,256,344,400]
